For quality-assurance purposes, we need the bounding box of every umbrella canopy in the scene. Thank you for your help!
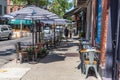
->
[3,14,14,19]
[9,19,32,25]
[54,19,70,25]
[4,5,59,25]
[39,18,70,25]
[40,19,54,24]
[10,5,57,19]
[7,5,59,25]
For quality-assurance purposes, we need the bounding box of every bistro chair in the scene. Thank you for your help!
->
[79,49,89,74]
[84,51,98,78]
[15,42,29,63]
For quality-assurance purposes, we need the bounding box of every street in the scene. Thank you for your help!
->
[0,37,32,67]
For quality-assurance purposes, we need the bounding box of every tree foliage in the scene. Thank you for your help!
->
[49,0,73,18]
[11,0,49,8]
[11,0,73,18]
[11,0,26,5]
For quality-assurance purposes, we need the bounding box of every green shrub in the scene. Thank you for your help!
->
[41,48,47,53]
[26,47,34,55]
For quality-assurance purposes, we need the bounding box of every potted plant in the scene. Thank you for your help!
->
[79,32,85,38]
[38,48,48,58]
[26,46,34,54]
[26,46,35,60]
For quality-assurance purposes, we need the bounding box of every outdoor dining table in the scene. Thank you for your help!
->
[79,48,101,74]
[80,49,101,53]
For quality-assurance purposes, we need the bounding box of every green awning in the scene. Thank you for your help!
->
[9,19,32,25]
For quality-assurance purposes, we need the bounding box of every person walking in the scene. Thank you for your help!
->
[70,30,72,38]
[64,27,69,41]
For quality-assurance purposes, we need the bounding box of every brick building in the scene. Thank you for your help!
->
[6,0,26,14]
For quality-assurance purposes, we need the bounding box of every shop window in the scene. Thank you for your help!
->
[18,7,20,10]
[10,8,13,12]
[4,6,6,14]
[0,5,2,15]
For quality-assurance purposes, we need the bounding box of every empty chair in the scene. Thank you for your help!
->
[84,51,98,78]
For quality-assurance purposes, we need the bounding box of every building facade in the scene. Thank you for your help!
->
[64,0,120,80]
[0,0,7,16]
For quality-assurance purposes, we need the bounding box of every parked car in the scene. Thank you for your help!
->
[55,26,63,32]
[43,27,51,34]
[0,25,13,40]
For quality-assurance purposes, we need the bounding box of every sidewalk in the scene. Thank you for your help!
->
[0,36,102,80]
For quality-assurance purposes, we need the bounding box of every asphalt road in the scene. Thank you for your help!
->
[0,37,32,67]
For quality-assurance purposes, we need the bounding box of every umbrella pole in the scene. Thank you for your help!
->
[20,20,22,38]
[35,23,37,44]
[39,25,41,42]
[32,21,35,62]
[54,24,56,48]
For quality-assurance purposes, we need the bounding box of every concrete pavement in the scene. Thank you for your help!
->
[0,36,102,80]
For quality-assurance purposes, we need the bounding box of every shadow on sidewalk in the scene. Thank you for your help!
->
[0,49,16,56]
[39,53,66,63]
[56,42,79,49]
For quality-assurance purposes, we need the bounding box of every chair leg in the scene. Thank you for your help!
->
[19,55,23,64]
[93,66,98,78]
[82,64,86,74]
[85,66,89,78]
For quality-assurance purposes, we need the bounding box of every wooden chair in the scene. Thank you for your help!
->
[19,51,29,63]
[34,42,43,59]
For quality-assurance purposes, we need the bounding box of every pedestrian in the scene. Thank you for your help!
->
[64,27,69,41]
[70,30,72,38]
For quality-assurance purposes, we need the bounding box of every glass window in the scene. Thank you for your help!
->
[10,8,13,12]
[1,27,8,31]
[0,5,2,15]
[18,7,20,10]
[4,6,6,14]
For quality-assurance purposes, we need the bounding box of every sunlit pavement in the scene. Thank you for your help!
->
[0,36,102,80]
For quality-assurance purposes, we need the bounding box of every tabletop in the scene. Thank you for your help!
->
[80,49,101,53]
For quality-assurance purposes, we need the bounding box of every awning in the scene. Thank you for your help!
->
[77,0,88,7]
[63,7,85,18]
[63,8,78,18]
[9,19,32,25]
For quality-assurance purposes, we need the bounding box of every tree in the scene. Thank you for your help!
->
[11,0,25,6]
[12,0,49,8]
[49,0,73,18]
[11,0,74,18]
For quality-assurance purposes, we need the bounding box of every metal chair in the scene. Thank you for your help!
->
[84,51,98,78]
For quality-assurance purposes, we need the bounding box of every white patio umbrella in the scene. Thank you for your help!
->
[3,14,14,19]
[40,19,54,24]
[10,5,55,18]
[54,19,70,25]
